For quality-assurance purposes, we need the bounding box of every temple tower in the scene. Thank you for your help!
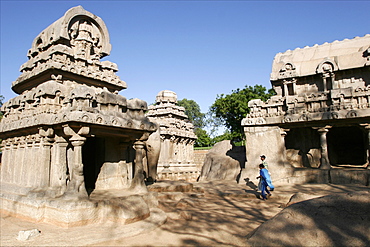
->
[0,6,158,226]
[146,90,199,181]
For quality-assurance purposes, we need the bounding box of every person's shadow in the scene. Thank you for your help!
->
[244,178,257,190]
[243,178,261,198]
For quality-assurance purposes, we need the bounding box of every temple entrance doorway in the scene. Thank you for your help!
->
[82,137,105,194]
[327,126,366,166]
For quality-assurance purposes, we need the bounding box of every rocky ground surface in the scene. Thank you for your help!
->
[1,181,369,246]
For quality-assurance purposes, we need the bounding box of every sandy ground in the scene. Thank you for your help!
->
[1,181,369,246]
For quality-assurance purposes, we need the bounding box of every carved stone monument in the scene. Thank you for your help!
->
[241,35,370,185]
[146,90,199,181]
[0,6,159,227]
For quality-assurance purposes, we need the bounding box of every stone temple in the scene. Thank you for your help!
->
[241,35,370,185]
[146,90,198,181]
[0,6,159,227]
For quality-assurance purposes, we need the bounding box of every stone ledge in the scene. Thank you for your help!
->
[0,187,158,228]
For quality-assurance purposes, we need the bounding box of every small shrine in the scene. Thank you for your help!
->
[146,90,199,181]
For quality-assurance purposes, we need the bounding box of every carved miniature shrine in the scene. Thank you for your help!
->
[146,90,199,181]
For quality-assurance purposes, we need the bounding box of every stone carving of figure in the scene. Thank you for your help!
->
[91,37,101,62]
[76,21,93,42]
[322,62,333,73]
[285,63,293,71]
[70,20,94,60]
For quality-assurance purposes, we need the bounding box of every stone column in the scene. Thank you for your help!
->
[23,136,33,187]
[283,80,288,97]
[0,139,11,183]
[119,142,130,186]
[31,136,41,188]
[166,137,173,168]
[315,126,331,169]
[64,135,88,199]
[365,125,370,168]
[322,75,327,92]
[17,137,26,186]
[360,124,370,169]
[39,137,53,188]
[168,135,176,168]
[10,139,19,185]
[50,136,69,191]
[280,128,289,165]
[130,141,147,193]
[38,127,54,189]
[291,78,297,95]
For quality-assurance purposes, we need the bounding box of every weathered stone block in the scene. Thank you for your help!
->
[330,169,369,185]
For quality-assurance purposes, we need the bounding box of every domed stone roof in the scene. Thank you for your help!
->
[155,90,177,104]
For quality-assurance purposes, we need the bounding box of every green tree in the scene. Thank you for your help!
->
[211,130,236,145]
[209,84,275,139]
[177,98,205,129]
[194,128,212,147]
[177,98,212,147]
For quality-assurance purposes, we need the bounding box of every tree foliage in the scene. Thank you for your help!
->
[194,128,212,147]
[209,85,275,139]
[177,98,205,129]
[177,98,211,147]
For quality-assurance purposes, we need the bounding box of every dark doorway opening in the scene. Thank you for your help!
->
[327,126,366,166]
[82,137,105,194]
[285,127,321,167]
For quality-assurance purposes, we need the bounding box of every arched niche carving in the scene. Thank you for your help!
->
[316,59,338,74]
[28,6,111,59]
[278,62,297,79]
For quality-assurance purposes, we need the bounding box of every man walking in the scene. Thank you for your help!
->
[257,163,274,200]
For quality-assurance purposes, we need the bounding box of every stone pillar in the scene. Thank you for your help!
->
[168,136,176,167]
[174,138,180,165]
[10,139,19,184]
[365,126,370,168]
[23,136,34,187]
[31,137,41,188]
[291,79,297,95]
[0,140,11,183]
[283,81,288,97]
[130,141,147,193]
[322,75,327,92]
[159,137,168,166]
[315,126,331,169]
[17,137,26,186]
[50,136,69,191]
[38,127,54,188]
[119,142,130,185]
[64,135,88,199]
[360,124,370,168]
[39,137,53,188]
[280,128,289,164]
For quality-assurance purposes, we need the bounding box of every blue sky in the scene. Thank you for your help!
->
[1,0,369,115]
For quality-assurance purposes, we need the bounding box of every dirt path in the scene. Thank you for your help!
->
[2,182,369,246]
[92,194,284,246]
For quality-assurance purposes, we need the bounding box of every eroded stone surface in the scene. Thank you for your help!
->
[199,140,242,182]
[246,191,370,246]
